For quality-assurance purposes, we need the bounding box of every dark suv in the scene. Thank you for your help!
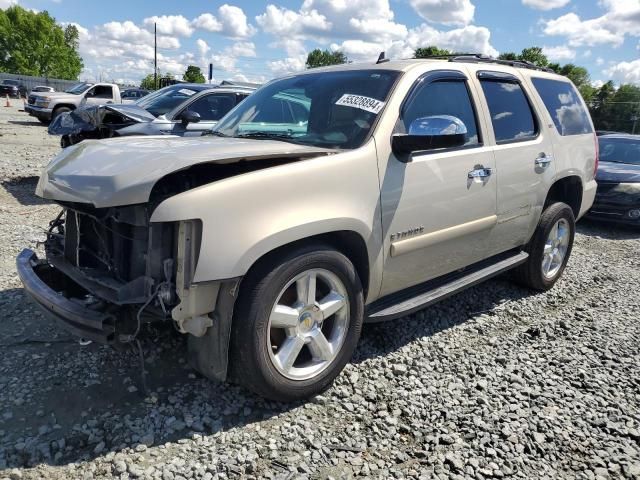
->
[0,79,27,98]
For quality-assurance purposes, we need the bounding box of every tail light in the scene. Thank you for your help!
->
[593,133,599,179]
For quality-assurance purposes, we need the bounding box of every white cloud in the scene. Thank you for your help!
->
[267,55,307,77]
[0,0,17,8]
[605,59,640,85]
[257,0,407,45]
[543,0,640,47]
[217,4,256,38]
[410,0,475,26]
[522,0,570,10]
[405,24,498,57]
[192,13,223,33]
[196,39,210,57]
[143,15,194,37]
[228,41,256,57]
[256,4,331,39]
[192,5,255,38]
[542,45,576,61]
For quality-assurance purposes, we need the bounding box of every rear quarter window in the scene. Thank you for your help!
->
[531,78,593,136]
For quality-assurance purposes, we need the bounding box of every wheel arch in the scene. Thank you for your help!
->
[544,175,583,218]
[240,230,371,300]
[53,104,76,112]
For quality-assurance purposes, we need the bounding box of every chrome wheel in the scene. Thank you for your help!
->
[542,218,570,279]
[267,268,350,381]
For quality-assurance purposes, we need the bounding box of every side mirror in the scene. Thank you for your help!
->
[180,110,201,125]
[392,115,468,159]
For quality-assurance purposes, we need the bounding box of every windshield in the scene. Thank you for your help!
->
[65,82,93,94]
[599,137,640,166]
[2,80,19,86]
[136,84,208,117]
[213,69,400,149]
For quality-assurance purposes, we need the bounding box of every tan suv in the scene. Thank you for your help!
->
[18,56,598,401]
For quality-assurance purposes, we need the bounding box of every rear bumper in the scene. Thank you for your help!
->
[16,249,116,344]
[578,179,598,219]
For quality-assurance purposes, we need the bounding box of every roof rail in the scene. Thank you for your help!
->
[414,53,556,73]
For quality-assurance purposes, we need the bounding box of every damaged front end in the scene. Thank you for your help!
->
[17,203,221,345]
[48,104,155,148]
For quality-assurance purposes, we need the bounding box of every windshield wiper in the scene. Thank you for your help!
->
[205,131,229,137]
[234,132,295,141]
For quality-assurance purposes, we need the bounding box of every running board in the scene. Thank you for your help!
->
[366,251,529,322]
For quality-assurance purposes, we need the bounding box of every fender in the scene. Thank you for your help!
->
[150,140,385,296]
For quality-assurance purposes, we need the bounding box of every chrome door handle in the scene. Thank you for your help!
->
[468,167,493,179]
[535,154,553,167]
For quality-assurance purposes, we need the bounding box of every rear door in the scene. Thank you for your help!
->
[471,70,557,254]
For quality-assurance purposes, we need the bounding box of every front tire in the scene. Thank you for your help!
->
[229,245,364,402]
[513,202,575,291]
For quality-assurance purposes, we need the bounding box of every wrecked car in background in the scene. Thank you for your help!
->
[588,133,640,226]
[48,82,257,147]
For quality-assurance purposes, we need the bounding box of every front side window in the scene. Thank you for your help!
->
[531,78,593,136]
[480,80,537,143]
[214,70,400,149]
[401,79,480,146]
[185,93,237,121]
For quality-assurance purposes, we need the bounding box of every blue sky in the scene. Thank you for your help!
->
[4,0,640,85]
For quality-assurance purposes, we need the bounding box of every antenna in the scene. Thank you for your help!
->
[376,52,390,64]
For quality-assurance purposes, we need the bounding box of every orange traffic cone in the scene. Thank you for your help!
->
[4,94,11,108]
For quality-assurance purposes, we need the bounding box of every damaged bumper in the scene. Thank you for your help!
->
[16,249,116,343]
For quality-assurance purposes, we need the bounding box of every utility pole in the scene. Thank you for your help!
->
[154,22,157,90]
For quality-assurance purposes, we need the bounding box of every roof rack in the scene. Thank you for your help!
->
[415,53,556,73]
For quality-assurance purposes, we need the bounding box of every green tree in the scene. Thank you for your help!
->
[498,52,518,61]
[140,73,157,90]
[518,47,548,67]
[414,46,452,58]
[0,5,83,80]
[139,72,174,90]
[592,83,640,133]
[305,49,348,69]
[183,65,206,83]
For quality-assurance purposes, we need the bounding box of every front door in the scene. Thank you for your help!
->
[379,71,497,297]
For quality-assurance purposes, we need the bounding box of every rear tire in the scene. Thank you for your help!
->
[229,244,364,402]
[513,202,575,291]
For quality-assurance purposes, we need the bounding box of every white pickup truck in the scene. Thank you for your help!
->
[25,82,123,124]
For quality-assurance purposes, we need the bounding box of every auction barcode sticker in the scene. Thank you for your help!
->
[335,94,386,114]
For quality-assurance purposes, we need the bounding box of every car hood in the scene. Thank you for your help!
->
[36,136,335,208]
[596,161,640,184]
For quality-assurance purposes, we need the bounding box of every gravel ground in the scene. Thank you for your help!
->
[1,104,639,480]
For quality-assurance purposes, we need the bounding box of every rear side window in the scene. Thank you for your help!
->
[531,78,593,136]
[480,80,537,143]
